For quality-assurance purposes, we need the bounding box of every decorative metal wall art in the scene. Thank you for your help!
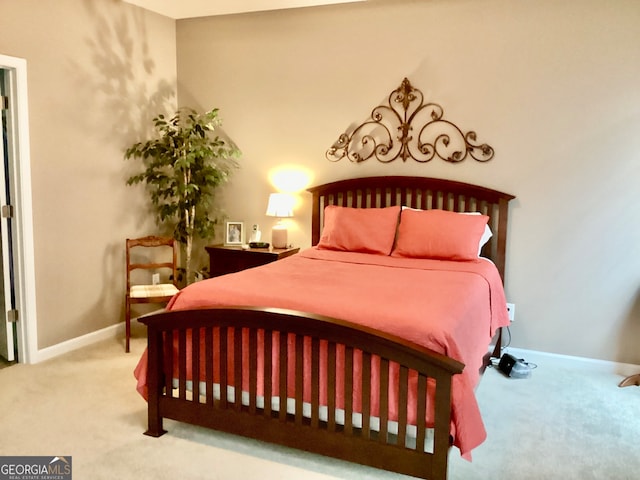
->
[326,78,494,164]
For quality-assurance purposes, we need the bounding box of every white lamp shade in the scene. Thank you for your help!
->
[266,193,294,218]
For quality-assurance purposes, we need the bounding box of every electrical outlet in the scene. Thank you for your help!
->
[506,303,515,322]
[152,273,160,285]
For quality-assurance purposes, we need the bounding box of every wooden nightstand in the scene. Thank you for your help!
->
[205,244,300,278]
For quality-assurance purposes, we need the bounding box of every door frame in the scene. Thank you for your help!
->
[0,68,15,362]
[0,54,38,364]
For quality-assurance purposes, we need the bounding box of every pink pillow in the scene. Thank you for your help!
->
[392,209,489,261]
[317,205,401,255]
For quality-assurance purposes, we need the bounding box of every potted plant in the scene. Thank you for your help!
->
[125,107,240,285]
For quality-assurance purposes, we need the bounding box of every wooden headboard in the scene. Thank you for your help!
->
[307,176,515,281]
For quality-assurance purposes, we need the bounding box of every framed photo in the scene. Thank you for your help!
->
[225,221,244,245]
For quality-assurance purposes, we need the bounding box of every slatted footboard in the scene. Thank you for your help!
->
[140,306,464,480]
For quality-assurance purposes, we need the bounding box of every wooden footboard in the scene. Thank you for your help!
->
[139,306,464,480]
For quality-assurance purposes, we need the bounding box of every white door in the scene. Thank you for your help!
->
[0,68,16,363]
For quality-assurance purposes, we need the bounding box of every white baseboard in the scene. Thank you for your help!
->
[497,345,640,378]
[34,322,125,363]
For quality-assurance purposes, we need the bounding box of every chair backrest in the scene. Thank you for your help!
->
[126,236,178,291]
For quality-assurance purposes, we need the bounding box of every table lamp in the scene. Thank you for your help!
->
[266,193,294,248]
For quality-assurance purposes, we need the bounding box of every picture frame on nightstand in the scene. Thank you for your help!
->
[225,221,244,245]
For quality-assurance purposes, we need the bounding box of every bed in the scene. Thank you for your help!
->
[134,175,515,480]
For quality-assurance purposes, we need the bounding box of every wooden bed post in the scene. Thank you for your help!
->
[431,372,455,480]
[311,192,321,246]
[495,197,510,283]
[143,325,167,438]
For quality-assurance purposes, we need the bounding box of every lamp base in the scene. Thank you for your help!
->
[271,225,288,249]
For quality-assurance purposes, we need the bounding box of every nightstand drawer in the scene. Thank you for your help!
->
[205,245,300,277]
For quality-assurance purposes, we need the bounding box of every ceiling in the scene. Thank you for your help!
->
[123,0,367,19]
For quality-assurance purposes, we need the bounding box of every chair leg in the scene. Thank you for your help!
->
[125,297,131,353]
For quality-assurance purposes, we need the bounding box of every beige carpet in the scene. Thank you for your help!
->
[0,334,638,479]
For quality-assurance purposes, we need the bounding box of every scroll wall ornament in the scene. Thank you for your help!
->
[326,78,494,163]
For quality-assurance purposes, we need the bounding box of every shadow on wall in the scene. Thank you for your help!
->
[100,241,124,329]
[72,0,177,331]
[77,0,176,141]
[74,0,176,230]
[83,239,162,348]
[617,287,640,368]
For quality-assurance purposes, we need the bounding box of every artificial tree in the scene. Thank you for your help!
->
[125,107,240,284]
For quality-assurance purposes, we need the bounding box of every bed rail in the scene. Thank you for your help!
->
[140,306,464,480]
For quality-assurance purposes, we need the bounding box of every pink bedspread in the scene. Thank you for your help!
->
[134,248,509,458]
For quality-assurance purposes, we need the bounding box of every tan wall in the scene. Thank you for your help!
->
[176,0,640,364]
[0,0,177,348]
[1,0,638,364]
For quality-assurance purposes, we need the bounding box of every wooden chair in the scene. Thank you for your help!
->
[125,236,179,352]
